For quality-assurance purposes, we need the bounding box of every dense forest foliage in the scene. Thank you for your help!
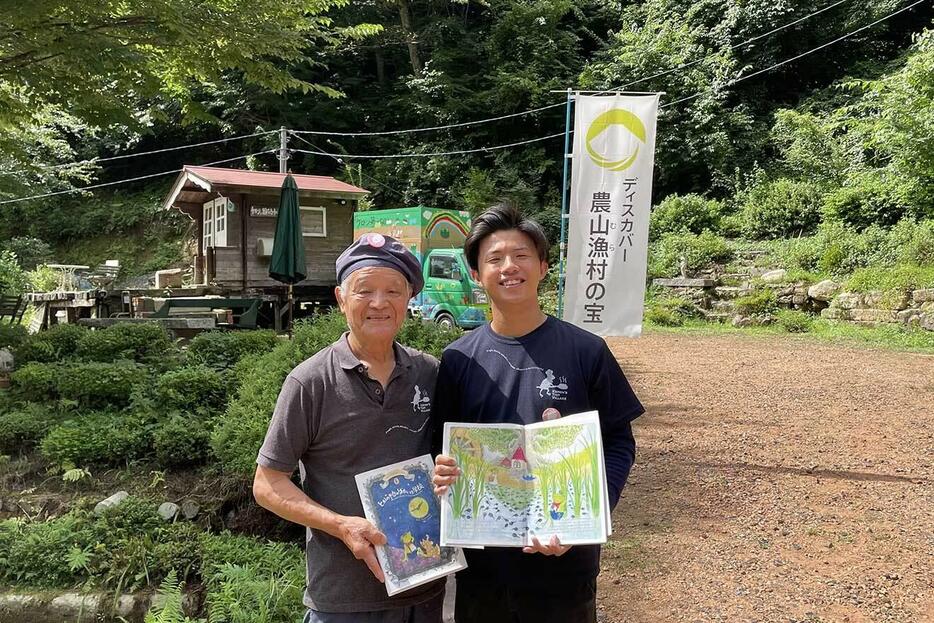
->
[0,0,931,285]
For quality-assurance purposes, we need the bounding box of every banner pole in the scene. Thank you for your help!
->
[556,88,573,320]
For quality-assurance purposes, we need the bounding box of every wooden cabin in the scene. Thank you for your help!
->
[161,166,367,297]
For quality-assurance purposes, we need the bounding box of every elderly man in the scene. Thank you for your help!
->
[253,233,444,623]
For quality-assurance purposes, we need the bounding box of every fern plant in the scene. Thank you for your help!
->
[145,569,205,623]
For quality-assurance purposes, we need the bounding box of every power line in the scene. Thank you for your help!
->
[291,103,565,137]
[0,150,277,206]
[288,131,406,199]
[41,130,278,170]
[660,0,928,109]
[291,133,565,160]
[605,0,855,94]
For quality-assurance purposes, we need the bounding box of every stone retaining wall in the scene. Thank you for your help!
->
[654,275,934,331]
[822,288,934,330]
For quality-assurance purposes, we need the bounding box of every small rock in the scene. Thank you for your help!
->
[180,499,200,520]
[732,315,753,328]
[831,292,863,309]
[94,491,129,515]
[158,502,180,521]
[896,309,920,325]
[807,279,841,302]
[761,269,787,284]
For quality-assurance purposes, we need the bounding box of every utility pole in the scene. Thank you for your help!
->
[279,126,289,173]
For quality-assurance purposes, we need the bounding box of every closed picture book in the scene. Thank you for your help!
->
[355,454,468,596]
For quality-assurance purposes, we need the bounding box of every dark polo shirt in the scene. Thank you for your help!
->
[257,333,443,613]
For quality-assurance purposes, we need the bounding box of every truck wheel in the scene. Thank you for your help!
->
[435,313,455,330]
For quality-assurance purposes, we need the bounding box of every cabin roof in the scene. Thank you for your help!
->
[162,165,368,211]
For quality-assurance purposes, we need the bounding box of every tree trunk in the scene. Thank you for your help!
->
[396,0,422,76]
[375,48,387,85]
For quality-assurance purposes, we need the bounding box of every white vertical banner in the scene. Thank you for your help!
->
[564,94,660,337]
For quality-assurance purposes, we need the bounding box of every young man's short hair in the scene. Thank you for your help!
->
[464,202,550,270]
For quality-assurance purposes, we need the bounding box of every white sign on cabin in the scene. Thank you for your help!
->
[250,206,278,218]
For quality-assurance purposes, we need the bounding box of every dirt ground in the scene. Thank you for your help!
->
[597,331,933,623]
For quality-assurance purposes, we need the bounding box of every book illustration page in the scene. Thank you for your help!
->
[360,460,459,587]
[525,415,607,544]
[445,426,534,546]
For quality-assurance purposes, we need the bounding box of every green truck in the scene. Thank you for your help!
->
[353,207,490,329]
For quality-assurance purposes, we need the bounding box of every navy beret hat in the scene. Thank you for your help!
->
[336,233,424,296]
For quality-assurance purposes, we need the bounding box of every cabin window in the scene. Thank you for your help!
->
[202,197,228,248]
[429,255,459,280]
[300,206,327,237]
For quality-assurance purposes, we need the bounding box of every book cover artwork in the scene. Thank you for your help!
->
[355,455,467,596]
[440,411,610,547]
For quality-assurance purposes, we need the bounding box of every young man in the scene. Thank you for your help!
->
[254,234,444,623]
[431,203,644,623]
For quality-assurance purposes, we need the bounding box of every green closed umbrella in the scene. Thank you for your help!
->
[269,174,306,335]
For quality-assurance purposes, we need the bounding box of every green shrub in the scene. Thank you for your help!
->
[0,498,204,589]
[0,323,27,350]
[889,218,934,266]
[25,264,59,292]
[644,306,683,327]
[0,512,93,587]
[290,311,349,359]
[649,194,723,240]
[395,317,461,359]
[734,288,778,315]
[14,323,87,364]
[57,361,149,406]
[0,403,61,453]
[772,219,934,278]
[0,250,27,295]
[211,345,299,475]
[741,178,823,239]
[775,309,814,333]
[154,366,227,413]
[40,411,152,466]
[845,265,934,295]
[76,323,177,365]
[1,237,53,271]
[187,330,279,370]
[643,295,695,327]
[822,171,911,230]
[648,231,733,279]
[10,362,59,400]
[153,415,211,468]
[211,313,343,475]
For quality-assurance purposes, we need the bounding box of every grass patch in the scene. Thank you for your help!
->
[643,318,934,352]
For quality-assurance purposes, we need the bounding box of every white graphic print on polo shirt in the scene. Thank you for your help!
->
[385,385,431,435]
[410,384,432,413]
[486,348,568,401]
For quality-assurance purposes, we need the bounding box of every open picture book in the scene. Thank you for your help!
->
[355,454,467,596]
[440,411,611,548]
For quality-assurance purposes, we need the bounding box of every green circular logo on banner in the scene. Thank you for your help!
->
[585,108,646,171]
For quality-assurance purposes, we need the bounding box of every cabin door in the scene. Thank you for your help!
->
[201,197,228,285]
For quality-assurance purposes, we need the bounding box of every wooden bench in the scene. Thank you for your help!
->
[151,297,262,329]
[0,293,26,324]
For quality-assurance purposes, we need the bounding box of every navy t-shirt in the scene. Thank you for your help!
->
[430,315,644,587]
